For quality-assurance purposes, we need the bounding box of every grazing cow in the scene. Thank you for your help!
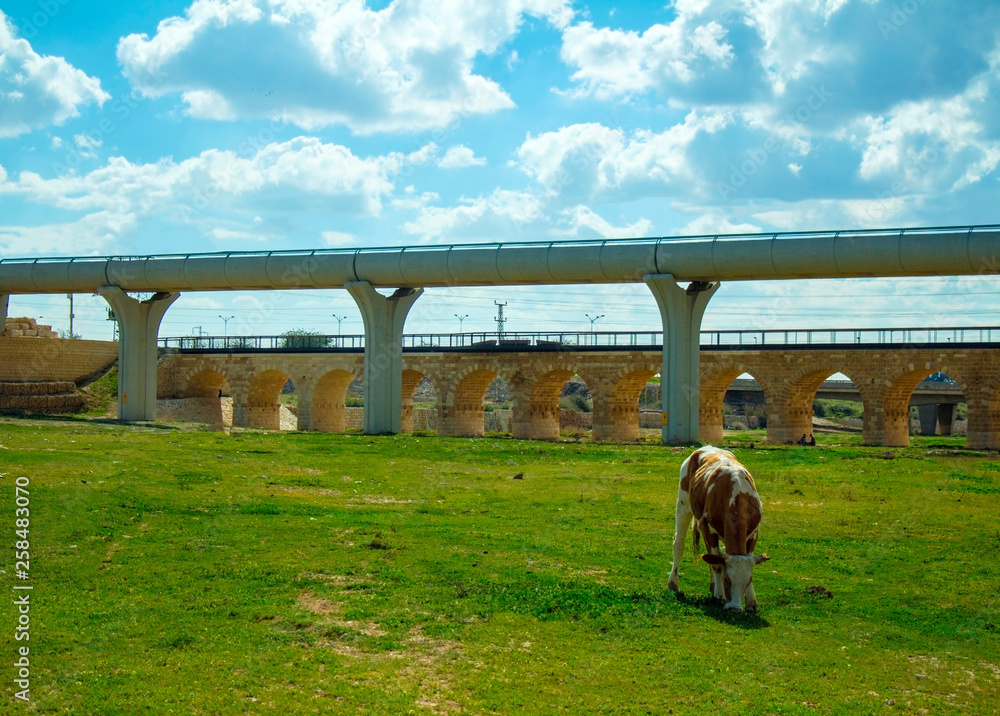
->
[667,445,769,613]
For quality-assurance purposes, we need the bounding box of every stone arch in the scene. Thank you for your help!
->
[883,365,968,447]
[593,368,657,442]
[400,369,427,433]
[174,368,231,426]
[183,368,231,398]
[701,366,754,444]
[438,367,498,437]
[247,369,292,430]
[768,366,865,444]
[967,374,1000,450]
[310,369,355,433]
[512,367,576,441]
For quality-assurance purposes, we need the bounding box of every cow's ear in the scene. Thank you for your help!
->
[702,553,726,566]
[754,554,770,565]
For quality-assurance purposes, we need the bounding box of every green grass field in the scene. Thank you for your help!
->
[1,418,998,714]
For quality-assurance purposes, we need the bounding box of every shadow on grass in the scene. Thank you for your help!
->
[673,591,771,630]
[1,412,182,431]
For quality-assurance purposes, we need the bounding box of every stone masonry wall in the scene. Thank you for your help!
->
[0,337,118,382]
[155,347,998,447]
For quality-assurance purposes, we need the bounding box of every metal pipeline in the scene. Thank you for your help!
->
[1,226,998,294]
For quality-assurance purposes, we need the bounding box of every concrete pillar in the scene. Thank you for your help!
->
[98,287,179,421]
[345,281,423,434]
[916,404,937,435]
[1,294,8,336]
[644,275,719,444]
[937,403,956,435]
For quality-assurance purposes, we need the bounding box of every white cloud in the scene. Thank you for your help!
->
[74,133,103,159]
[0,211,138,256]
[858,80,1000,192]
[321,230,354,246]
[211,227,264,240]
[0,12,110,138]
[117,0,574,134]
[0,136,423,255]
[390,191,440,210]
[554,206,652,238]
[559,16,738,101]
[402,189,545,241]
[439,145,487,169]
[514,112,730,202]
[676,215,762,237]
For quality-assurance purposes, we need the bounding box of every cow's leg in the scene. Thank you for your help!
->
[744,582,758,613]
[667,492,693,592]
[703,528,725,601]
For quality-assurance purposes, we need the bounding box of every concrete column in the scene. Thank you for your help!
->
[644,275,719,444]
[98,287,179,421]
[0,294,8,335]
[937,403,956,435]
[345,281,423,435]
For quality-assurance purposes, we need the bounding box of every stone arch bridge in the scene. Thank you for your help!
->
[157,342,1000,449]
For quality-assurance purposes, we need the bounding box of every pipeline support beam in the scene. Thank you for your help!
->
[99,287,179,421]
[0,294,7,336]
[346,281,423,435]
[645,275,719,444]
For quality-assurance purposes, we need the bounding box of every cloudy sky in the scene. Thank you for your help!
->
[2,0,999,340]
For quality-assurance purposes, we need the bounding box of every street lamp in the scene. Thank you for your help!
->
[219,315,235,337]
[332,314,346,334]
[586,313,605,345]
[454,314,469,332]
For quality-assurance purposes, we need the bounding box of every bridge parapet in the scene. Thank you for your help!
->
[160,326,1000,353]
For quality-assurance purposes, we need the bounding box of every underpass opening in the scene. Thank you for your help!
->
[775,368,859,445]
[484,375,512,435]
[885,369,967,446]
[405,372,437,433]
[558,374,593,440]
[172,368,232,426]
[700,368,764,444]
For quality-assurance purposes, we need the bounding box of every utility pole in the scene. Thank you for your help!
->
[107,307,118,341]
[494,301,507,340]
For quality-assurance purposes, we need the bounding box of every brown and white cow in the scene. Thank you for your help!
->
[667,445,770,613]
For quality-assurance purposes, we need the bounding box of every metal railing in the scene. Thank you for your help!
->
[729,378,964,393]
[158,326,1000,352]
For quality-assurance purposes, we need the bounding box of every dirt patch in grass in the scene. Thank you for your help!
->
[268,485,342,496]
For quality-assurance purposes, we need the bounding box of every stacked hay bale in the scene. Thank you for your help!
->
[3,317,59,338]
[1,316,88,414]
[0,381,86,413]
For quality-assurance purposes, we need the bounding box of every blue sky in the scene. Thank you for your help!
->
[2,0,999,340]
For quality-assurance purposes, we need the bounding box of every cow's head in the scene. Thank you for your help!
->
[702,552,770,613]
